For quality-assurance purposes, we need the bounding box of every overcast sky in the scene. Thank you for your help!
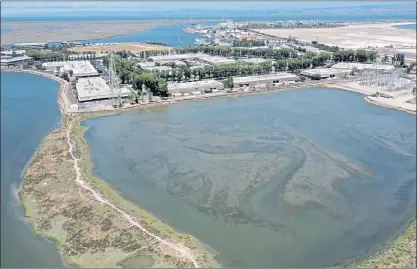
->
[1,1,415,17]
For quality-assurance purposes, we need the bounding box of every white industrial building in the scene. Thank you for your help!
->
[149,53,235,66]
[149,53,204,62]
[331,62,395,73]
[168,80,224,95]
[76,77,133,102]
[42,61,98,77]
[197,55,236,65]
[1,55,33,66]
[239,58,270,64]
[1,50,26,56]
[142,66,172,72]
[300,68,353,79]
[136,62,156,68]
[233,73,300,87]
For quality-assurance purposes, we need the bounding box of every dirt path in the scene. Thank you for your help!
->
[65,119,200,268]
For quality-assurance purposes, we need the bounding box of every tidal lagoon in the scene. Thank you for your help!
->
[83,87,416,267]
[1,72,64,267]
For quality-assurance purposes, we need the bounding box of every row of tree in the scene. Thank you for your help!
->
[333,49,377,63]
[26,49,66,61]
[138,45,300,60]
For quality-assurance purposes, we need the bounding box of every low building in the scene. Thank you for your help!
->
[300,68,353,79]
[14,42,48,49]
[149,53,235,66]
[141,66,172,72]
[0,50,26,56]
[239,58,270,64]
[76,77,133,102]
[331,62,395,73]
[168,80,224,95]
[197,55,236,65]
[149,53,204,62]
[68,53,105,60]
[136,62,156,68]
[0,55,33,66]
[42,60,98,77]
[233,73,300,87]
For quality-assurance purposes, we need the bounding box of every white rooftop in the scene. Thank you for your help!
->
[149,53,206,61]
[1,50,26,56]
[137,62,156,68]
[301,68,352,76]
[168,80,224,91]
[233,73,299,83]
[239,58,270,64]
[76,77,132,102]
[42,61,98,77]
[332,62,395,71]
[142,66,172,71]
[1,55,33,63]
[197,55,236,65]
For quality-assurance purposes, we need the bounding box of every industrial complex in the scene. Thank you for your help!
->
[168,80,225,95]
[233,73,300,87]
[300,68,353,79]
[331,62,396,73]
[76,77,132,102]
[42,61,99,77]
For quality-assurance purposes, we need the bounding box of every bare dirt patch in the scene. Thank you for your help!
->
[254,23,416,49]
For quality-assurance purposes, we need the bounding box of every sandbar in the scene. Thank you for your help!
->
[68,42,171,53]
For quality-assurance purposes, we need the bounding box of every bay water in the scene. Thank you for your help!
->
[1,72,64,267]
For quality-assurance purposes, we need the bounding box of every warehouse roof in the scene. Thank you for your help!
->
[76,77,132,101]
[168,80,224,92]
[42,61,98,77]
[332,62,395,71]
[233,73,299,83]
[300,68,352,76]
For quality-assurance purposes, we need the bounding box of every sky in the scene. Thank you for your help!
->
[1,1,415,18]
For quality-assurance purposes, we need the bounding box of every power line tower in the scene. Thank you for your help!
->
[109,52,121,108]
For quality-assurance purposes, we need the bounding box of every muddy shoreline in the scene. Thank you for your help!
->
[15,70,219,267]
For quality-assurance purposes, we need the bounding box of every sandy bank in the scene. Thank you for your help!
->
[1,19,215,45]
[254,22,416,49]
[318,81,416,115]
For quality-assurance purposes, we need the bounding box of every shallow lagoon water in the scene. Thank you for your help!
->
[1,72,63,267]
[84,87,416,267]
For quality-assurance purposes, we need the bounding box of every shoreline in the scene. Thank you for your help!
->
[14,69,220,268]
[6,68,415,267]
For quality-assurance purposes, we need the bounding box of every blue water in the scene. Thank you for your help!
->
[79,23,212,47]
[395,23,416,29]
[1,72,64,267]
[1,27,13,33]
[84,88,416,267]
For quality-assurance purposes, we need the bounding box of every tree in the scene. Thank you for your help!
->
[61,73,70,81]
[223,77,233,89]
